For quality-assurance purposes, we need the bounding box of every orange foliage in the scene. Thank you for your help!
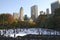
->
[5,14,14,23]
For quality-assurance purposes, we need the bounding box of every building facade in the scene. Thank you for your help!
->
[58,0,60,4]
[31,5,38,20]
[19,7,24,21]
[46,8,49,15]
[51,1,60,14]
[46,8,50,17]
[13,13,19,20]
[24,15,28,21]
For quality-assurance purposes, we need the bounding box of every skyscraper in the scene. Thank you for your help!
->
[46,8,49,15]
[24,15,28,21]
[58,0,60,4]
[46,9,50,17]
[19,7,24,21]
[51,0,60,14]
[31,5,38,20]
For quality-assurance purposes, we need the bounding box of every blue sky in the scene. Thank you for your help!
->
[0,0,57,17]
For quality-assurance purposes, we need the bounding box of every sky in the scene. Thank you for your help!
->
[0,0,57,17]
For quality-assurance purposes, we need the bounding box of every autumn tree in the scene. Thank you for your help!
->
[0,14,14,29]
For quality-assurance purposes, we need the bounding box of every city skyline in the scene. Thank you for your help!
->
[0,0,60,38]
[0,0,57,17]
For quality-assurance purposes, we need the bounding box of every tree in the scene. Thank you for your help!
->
[53,8,60,31]
[0,14,14,29]
[54,8,60,16]
[37,14,47,28]
[6,14,14,23]
[46,17,55,29]
[0,14,8,24]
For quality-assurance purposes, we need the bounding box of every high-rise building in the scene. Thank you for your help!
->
[46,8,49,15]
[24,15,28,21]
[31,5,38,20]
[46,8,50,17]
[51,1,60,14]
[58,0,60,4]
[19,7,24,21]
[13,13,18,20]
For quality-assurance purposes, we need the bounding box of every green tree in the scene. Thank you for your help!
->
[0,14,8,24]
[54,8,60,16]
[46,17,55,29]
[37,14,47,28]
[53,8,60,31]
